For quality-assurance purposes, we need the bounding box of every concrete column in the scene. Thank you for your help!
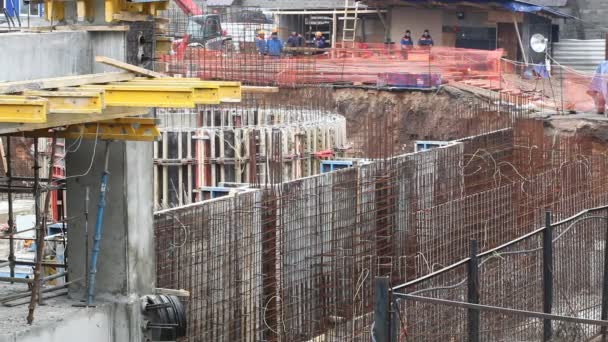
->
[66,140,155,299]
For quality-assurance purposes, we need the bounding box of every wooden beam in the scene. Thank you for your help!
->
[95,56,166,78]
[242,86,279,94]
[0,72,134,95]
[512,13,528,65]
[112,11,152,22]
[53,25,129,31]
[155,288,190,297]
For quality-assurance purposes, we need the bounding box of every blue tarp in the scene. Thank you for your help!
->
[399,0,574,18]
[589,61,608,100]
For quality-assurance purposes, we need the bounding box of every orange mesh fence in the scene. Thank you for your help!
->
[498,59,604,114]
[157,42,606,114]
[157,44,503,88]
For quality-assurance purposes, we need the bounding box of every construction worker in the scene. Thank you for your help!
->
[313,31,326,49]
[255,30,267,55]
[267,29,283,57]
[418,29,434,47]
[287,31,304,48]
[588,61,608,115]
[400,29,414,60]
[400,30,414,49]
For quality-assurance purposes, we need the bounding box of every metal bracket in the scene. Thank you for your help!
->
[24,118,161,142]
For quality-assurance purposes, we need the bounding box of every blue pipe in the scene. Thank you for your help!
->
[87,141,111,305]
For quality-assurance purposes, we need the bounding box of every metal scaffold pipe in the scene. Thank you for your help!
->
[87,141,111,306]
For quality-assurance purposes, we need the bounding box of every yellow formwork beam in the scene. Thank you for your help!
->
[104,0,168,22]
[129,78,242,103]
[44,0,65,21]
[0,96,48,124]
[25,118,160,142]
[116,80,221,105]
[23,90,104,114]
[79,84,196,108]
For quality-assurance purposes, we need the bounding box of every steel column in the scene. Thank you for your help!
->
[374,276,390,342]
[467,239,480,342]
[543,211,553,341]
[601,209,608,342]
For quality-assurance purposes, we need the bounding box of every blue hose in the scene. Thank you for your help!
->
[86,142,111,305]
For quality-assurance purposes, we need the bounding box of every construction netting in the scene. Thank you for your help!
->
[497,58,608,114]
[155,118,608,342]
[158,44,608,114]
[157,44,503,88]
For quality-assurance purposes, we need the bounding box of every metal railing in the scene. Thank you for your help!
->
[375,205,608,342]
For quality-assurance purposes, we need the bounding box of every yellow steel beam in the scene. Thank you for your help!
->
[24,118,160,142]
[129,78,242,103]
[44,0,65,21]
[23,90,104,114]
[115,80,221,105]
[0,96,48,124]
[78,84,196,108]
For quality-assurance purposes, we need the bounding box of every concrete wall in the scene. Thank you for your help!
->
[0,300,142,342]
[559,0,608,40]
[0,31,127,81]
[390,7,442,46]
[90,32,127,73]
[66,141,155,297]
[0,32,91,82]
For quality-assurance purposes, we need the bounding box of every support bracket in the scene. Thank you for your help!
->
[23,118,161,142]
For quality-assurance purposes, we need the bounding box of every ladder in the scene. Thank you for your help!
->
[341,0,359,48]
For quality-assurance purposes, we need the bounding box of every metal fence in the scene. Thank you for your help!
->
[154,118,608,341]
[379,206,608,342]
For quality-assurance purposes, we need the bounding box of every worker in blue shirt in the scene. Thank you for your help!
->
[267,29,283,57]
[418,29,434,47]
[287,31,304,47]
[313,31,326,49]
[400,30,414,49]
[255,30,267,54]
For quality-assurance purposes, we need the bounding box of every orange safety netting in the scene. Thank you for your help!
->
[158,43,606,114]
[159,44,504,87]
[497,59,604,114]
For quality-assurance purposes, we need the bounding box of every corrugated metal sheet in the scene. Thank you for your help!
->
[207,0,234,6]
[239,0,346,9]
[525,0,567,6]
[553,39,606,73]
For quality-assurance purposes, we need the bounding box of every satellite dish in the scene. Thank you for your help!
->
[530,33,548,53]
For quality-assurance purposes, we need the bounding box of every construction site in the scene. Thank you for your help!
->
[0,0,608,341]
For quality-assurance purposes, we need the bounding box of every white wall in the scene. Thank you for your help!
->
[390,7,443,46]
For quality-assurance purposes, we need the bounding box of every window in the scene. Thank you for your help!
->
[205,17,221,38]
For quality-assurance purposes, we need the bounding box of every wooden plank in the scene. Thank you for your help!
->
[0,72,134,95]
[95,56,166,78]
[61,25,129,32]
[155,288,190,297]
[0,138,7,175]
[26,25,130,32]
[113,11,152,22]
[241,86,279,94]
